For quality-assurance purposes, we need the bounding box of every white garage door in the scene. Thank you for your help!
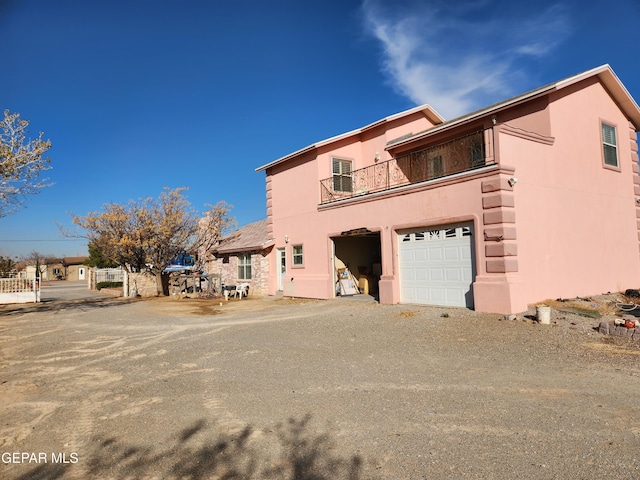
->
[399,223,475,308]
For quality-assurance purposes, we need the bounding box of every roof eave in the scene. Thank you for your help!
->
[554,65,640,127]
[385,85,556,151]
[255,104,444,172]
[214,239,274,255]
[386,65,640,151]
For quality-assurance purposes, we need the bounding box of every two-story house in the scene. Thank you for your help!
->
[256,65,640,314]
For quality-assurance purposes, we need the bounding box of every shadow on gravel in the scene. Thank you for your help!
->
[16,415,368,480]
[0,297,135,317]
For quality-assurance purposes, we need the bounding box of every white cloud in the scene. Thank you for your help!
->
[361,0,571,118]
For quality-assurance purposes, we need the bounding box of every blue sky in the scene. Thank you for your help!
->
[1,0,639,259]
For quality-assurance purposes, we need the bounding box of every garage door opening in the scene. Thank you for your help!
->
[399,223,476,308]
[333,230,381,299]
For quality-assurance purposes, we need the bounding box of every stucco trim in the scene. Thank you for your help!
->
[499,124,555,145]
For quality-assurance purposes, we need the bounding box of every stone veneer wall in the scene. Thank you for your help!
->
[205,248,271,296]
[630,123,640,258]
[128,272,159,297]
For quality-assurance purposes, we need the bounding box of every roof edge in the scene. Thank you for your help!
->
[386,64,640,151]
[255,104,444,172]
[214,239,274,254]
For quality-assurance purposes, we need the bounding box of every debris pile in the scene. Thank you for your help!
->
[598,316,640,341]
[596,288,640,342]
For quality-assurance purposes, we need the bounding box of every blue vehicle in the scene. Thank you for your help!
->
[163,253,195,273]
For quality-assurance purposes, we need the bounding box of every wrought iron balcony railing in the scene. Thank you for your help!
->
[320,129,494,205]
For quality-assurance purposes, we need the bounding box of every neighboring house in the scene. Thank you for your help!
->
[256,64,640,314]
[46,258,65,280]
[23,264,50,281]
[22,257,89,281]
[63,257,89,281]
[204,219,273,295]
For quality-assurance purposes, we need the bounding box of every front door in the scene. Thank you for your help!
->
[78,267,86,281]
[277,248,286,291]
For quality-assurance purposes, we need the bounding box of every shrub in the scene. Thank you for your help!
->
[96,281,123,291]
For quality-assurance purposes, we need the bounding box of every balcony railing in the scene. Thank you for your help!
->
[320,129,495,205]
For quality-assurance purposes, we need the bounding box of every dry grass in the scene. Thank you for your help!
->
[542,293,626,318]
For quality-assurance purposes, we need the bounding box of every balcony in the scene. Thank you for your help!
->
[319,129,495,205]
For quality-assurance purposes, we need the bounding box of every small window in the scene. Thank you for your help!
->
[602,122,619,168]
[332,158,353,192]
[292,245,304,266]
[237,253,251,280]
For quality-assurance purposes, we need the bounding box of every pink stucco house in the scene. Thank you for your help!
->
[256,65,640,314]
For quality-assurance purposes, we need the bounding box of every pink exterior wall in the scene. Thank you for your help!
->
[265,113,442,299]
[503,79,640,305]
[262,72,640,314]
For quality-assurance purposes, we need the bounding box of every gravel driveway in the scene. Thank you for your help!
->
[1,291,639,479]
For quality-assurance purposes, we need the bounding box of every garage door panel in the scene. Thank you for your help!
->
[415,269,429,282]
[446,289,463,305]
[445,267,462,282]
[429,287,446,304]
[399,223,475,308]
[443,246,461,261]
[429,268,444,282]
[414,250,428,261]
[427,248,443,261]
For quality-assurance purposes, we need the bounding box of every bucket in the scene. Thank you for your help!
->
[536,305,551,324]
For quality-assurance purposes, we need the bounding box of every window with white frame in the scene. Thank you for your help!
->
[332,158,352,192]
[237,253,251,280]
[292,245,304,266]
[601,122,619,168]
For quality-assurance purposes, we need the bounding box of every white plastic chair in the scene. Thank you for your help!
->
[235,283,250,299]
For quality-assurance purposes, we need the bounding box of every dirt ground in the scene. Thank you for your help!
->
[1,291,640,479]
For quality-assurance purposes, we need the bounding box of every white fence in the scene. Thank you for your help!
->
[95,267,124,284]
[0,278,40,304]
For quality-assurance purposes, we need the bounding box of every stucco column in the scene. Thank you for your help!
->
[473,170,526,314]
[378,225,399,304]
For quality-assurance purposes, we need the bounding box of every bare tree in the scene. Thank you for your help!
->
[0,255,16,277]
[70,188,234,295]
[21,251,54,281]
[197,200,236,269]
[0,110,52,217]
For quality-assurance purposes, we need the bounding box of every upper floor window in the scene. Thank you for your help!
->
[332,158,352,192]
[601,122,619,168]
[238,252,251,280]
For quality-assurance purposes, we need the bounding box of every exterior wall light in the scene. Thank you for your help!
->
[508,177,518,187]
[285,235,289,243]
